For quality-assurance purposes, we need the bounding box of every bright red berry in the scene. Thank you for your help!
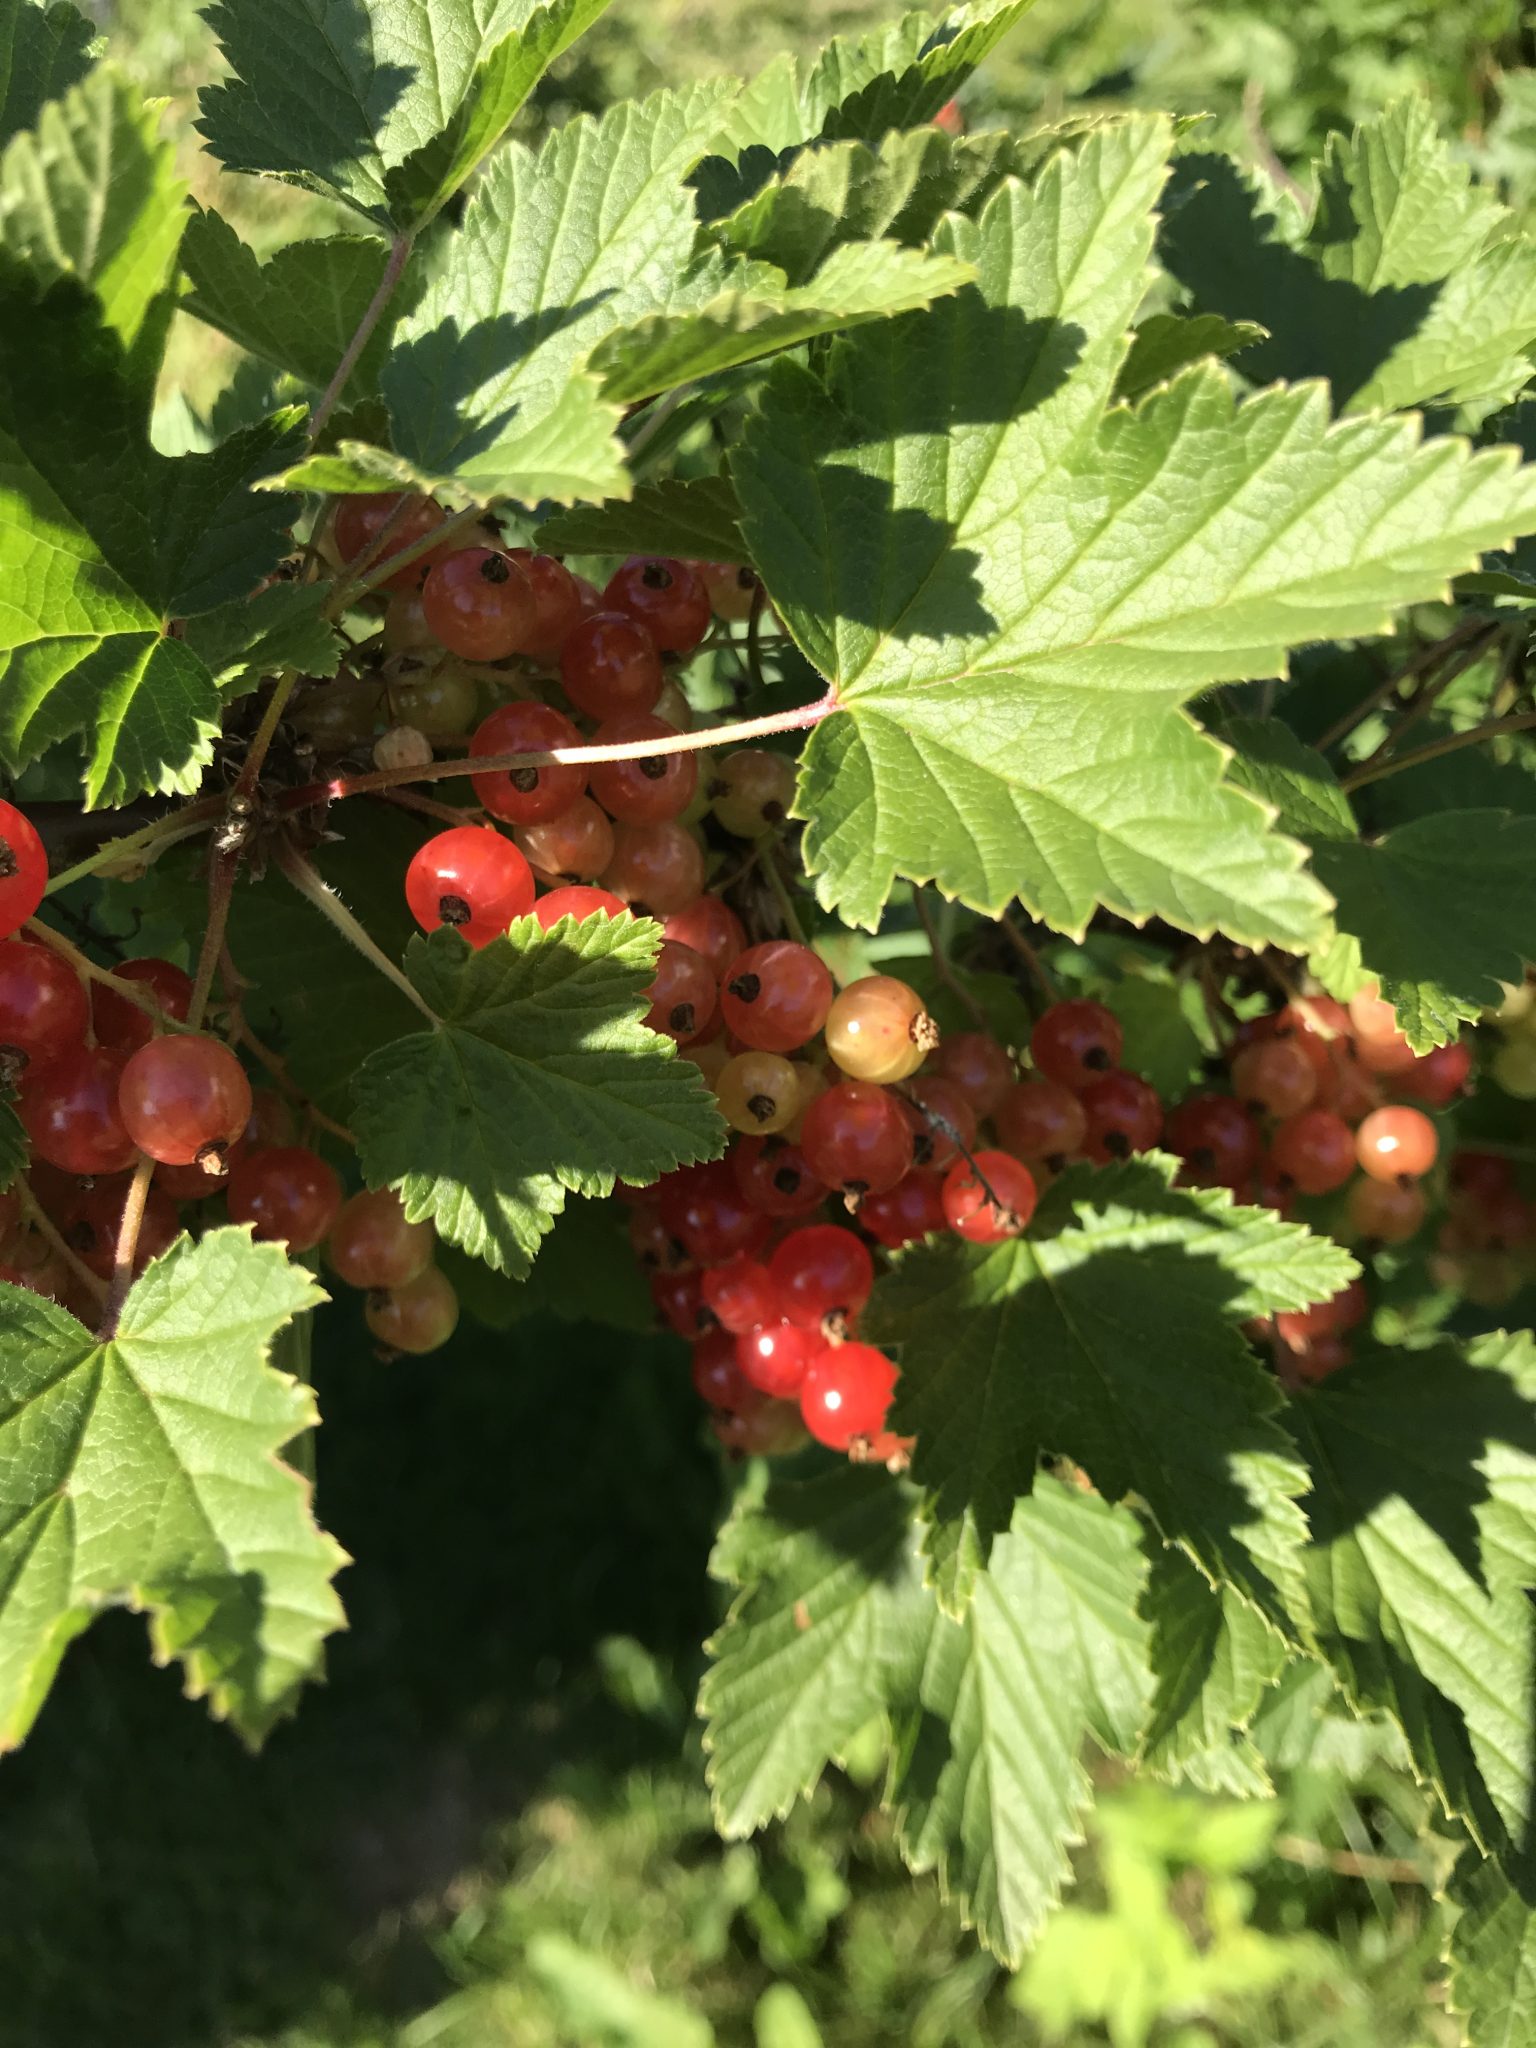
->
[1269,1109,1358,1195]
[504,549,584,658]
[720,941,834,1054]
[0,799,47,938]
[534,884,625,929]
[91,955,193,1054]
[799,1341,898,1450]
[729,1135,829,1218]
[737,1317,819,1398]
[21,1044,136,1175]
[0,938,88,1078]
[768,1224,874,1331]
[1397,1039,1473,1108]
[333,492,446,590]
[643,940,716,1042]
[995,1078,1087,1167]
[589,716,697,824]
[1164,1093,1261,1189]
[657,1160,772,1264]
[1077,1072,1163,1164]
[470,702,587,824]
[941,1150,1037,1243]
[118,1033,252,1169]
[603,556,711,655]
[800,1080,915,1198]
[405,825,534,947]
[1030,1000,1122,1091]
[859,1169,947,1249]
[560,612,665,720]
[700,1255,781,1334]
[421,547,536,660]
[227,1146,343,1252]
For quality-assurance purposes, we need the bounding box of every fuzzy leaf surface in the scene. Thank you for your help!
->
[867,1155,1351,1627]
[0,1230,345,1753]
[350,918,725,1277]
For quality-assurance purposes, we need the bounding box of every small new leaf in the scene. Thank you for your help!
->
[0,1229,346,1752]
[351,918,725,1277]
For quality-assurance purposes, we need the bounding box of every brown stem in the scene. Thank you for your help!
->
[24,919,191,1030]
[308,232,414,443]
[1271,1833,1427,1886]
[1346,622,1503,777]
[187,851,239,1032]
[377,788,485,829]
[998,912,1057,1004]
[1340,708,1536,792]
[914,891,990,1032]
[229,1020,356,1148]
[42,800,222,897]
[1315,617,1493,755]
[98,1156,155,1338]
[280,692,840,810]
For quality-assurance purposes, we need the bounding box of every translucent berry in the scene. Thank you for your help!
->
[470,702,586,825]
[652,1266,710,1339]
[589,716,697,824]
[737,1317,819,1398]
[421,547,536,661]
[859,1170,947,1249]
[1077,1072,1163,1164]
[664,894,746,979]
[715,1049,799,1134]
[800,1080,915,1198]
[1398,1038,1473,1108]
[1164,1093,1261,1189]
[643,940,716,1042]
[1030,1000,1121,1091]
[1230,1037,1317,1118]
[1269,1109,1357,1195]
[697,560,763,623]
[601,821,706,917]
[333,492,445,591]
[729,1135,829,1218]
[768,1224,874,1331]
[405,825,534,946]
[720,941,834,1054]
[365,1265,460,1354]
[21,1044,136,1175]
[534,885,626,930]
[995,1078,1087,1168]
[658,1160,771,1264]
[691,1328,756,1412]
[709,749,797,839]
[800,1341,898,1450]
[91,955,192,1054]
[227,1146,343,1252]
[560,612,664,720]
[328,1188,434,1290]
[1347,1176,1426,1245]
[700,1256,780,1335]
[504,549,584,658]
[118,1032,252,1169]
[898,1074,976,1170]
[929,1030,1013,1116]
[824,974,938,1084]
[941,1150,1037,1243]
[0,937,89,1077]
[1356,1105,1438,1182]
[0,798,48,938]
[603,556,711,655]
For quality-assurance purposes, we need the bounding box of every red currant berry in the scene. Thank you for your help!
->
[601,821,706,917]
[737,1317,819,1398]
[333,493,446,591]
[534,884,626,930]
[941,1150,1037,1243]
[1276,1278,1367,1349]
[1077,1072,1163,1164]
[769,1224,874,1331]
[560,612,665,720]
[928,1030,1014,1117]
[470,702,587,824]
[0,937,88,1078]
[800,1080,915,1198]
[627,1204,688,1270]
[657,1160,772,1264]
[505,549,584,658]
[1397,1038,1473,1108]
[1356,1105,1438,1182]
[515,799,614,883]
[1269,1109,1357,1195]
[1346,1176,1426,1245]
[994,1078,1086,1168]
[118,1033,252,1169]
[664,895,746,979]
[421,547,536,660]
[859,1169,947,1248]
[898,1074,977,1171]
[227,1146,343,1252]
[1231,1037,1317,1118]
[700,1255,781,1335]
[65,1178,179,1279]
[365,1265,459,1354]
[328,1188,434,1290]
[692,1327,756,1412]
[405,825,534,947]
[21,1044,136,1175]
[1164,1093,1261,1189]
[652,1265,710,1339]
[1030,1000,1122,1091]
[720,941,834,1054]
[800,1340,898,1450]
[644,940,716,1042]
[698,560,763,622]
[589,716,697,824]
[730,1135,829,1218]
[91,955,192,1054]
[0,798,48,938]
[603,556,711,655]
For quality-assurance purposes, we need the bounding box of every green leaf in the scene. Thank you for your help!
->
[538,475,747,563]
[1447,1851,1536,2048]
[0,0,92,150]
[0,64,185,350]
[179,580,345,699]
[0,1085,23,1192]
[1217,716,1357,846]
[867,1154,1352,1627]
[440,1195,654,1334]
[1310,813,1536,1051]
[1113,311,1265,401]
[0,1228,346,1752]
[1137,1544,1286,1795]
[703,1462,927,1833]
[180,210,419,399]
[0,270,304,804]
[351,918,725,1277]
[891,1477,1152,1965]
[1290,1331,1536,1853]
[1099,973,1208,1102]
[198,0,611,234]
[590,239,975,407]
[378,82,733,499]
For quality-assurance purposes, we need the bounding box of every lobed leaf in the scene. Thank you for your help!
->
[1136,1543,1286,1795]
[0,0,92,150]
[538,474,747,563]
[1447,1851,1536,2048]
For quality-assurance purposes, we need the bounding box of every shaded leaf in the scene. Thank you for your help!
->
[539,474,746,563]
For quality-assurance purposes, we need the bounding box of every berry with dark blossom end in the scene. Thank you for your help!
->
[0,798,48,939]
[0,937,89,1078]
[700,1255,780,1335]
[714,1049,798,1134]
[800,1080,914,1198]
[941,1150,1037,1243]
[769,1224,874,1331]
[1030,1000,1122,1092]
[1163,1093,1261,1189]
[118,1033,253,1170]
[560,612,665,720]
[1077,1071,1163,1164]
[729,1135,829,1218]
[1269,1108,1357,1195]
[719,941,834,1054]
[365,1265,460,1354]
[899,1074,977,1170]
[603,556,711,655]
[404,825,534,947]
[421,547,536,660]
[589,716,698,824]
[658,1160,772,1264]
[470,702,587,825]
[643,940,716,1043]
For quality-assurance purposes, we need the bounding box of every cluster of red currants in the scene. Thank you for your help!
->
[0,796,456,1351]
